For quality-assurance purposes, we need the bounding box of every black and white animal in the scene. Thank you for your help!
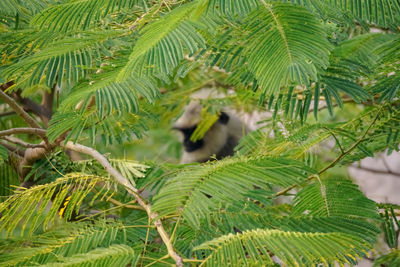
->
[173,100,249,163]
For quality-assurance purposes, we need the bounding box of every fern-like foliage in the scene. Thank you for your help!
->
[0,173,114,236]
[374,249,400,267]
[243,3,332,97]
[1,30,122,87]
[320,0,400,28]
[0,221,123,266]
[44,244,135,267]
[31,0,140,32]
[153,157,315,227]
[47,107,151,145]
[204,0,259,15]
[194,229,370,266]
[118,1,206,80]
[292,177,379,219]
[0,163,19,196]
[60,69,160,115]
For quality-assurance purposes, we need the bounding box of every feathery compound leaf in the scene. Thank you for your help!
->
[60,69,160,115]
[31,0,139,32]
[372,72,400,102]
[0,163,19,196]
[0,173,114,236]
[322,0,400,28]
[117,1,205,80]
[373,250,400,267]
[292,177,379,219]
[244,3,332,97]
[210,212,380,244]
[194,229,371,266]
[110,159,149,186]
[205,0,260,15]
[0,221,122,266]
[45,244,135,267]
[153,157,315,227]
[2,30,122,87]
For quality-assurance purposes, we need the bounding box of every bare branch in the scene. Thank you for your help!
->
[350,165,400,178]
[0,86,42,129]
[64,142,138,193]
[0,111,16,117]
[39,84,56,126]
[0,128,47,138]
[1,136,45,148]
[0,141,25,157]
[1,81,55,126]
[64,141,183,266]
[11,90,45,117]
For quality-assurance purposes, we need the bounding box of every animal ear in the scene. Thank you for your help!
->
[219,112,230,124]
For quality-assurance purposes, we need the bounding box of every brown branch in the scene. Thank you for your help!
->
[1,136,45,148]
[0,111,16,117]
[11,89,45,118]
[0,128,47,138]
[1,81,55,126]
[64,141,183,266]
[350,165,400,178]
[39,84,56,126]
[0,87,42,129]
[0,141,25,157]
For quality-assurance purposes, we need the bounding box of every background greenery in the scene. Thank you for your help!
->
[0,0,399,266]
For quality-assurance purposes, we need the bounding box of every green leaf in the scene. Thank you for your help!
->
[244,3,332,97]
[292,177,379,220]
[44,244,135,267]
[31,0,139,32]
[117,1,205,80]
[0,173,114,236]
[194,229,371,266]
[153,157,315,228]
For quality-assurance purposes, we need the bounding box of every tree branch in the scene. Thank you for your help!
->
[64,141,183,266]
[0,128,47,138]
[39,84,56,126]
[0,140,25,157]
[1,81,55,126]
[0,87,42,129]
[0,111,16,117]
[350,165,400,178]
[1,136,45,148]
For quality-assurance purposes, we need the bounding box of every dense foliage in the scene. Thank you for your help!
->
[0,0,399,266]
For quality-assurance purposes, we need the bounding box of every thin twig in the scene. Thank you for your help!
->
[275,109,382,197]
[0,88,42,129]
[1,136,45,148]
[0,140,24,157]
[0,111,16,117]
[0,128,47,138]
[144,254,170,267]
[317,110,381,175]
[349,165,400,178]
[64,141,183,266]
[170,216,181,244]
[141,216,152,267]
[381,155,395,174]
[106,197,143,210]
[323,127,344,154]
